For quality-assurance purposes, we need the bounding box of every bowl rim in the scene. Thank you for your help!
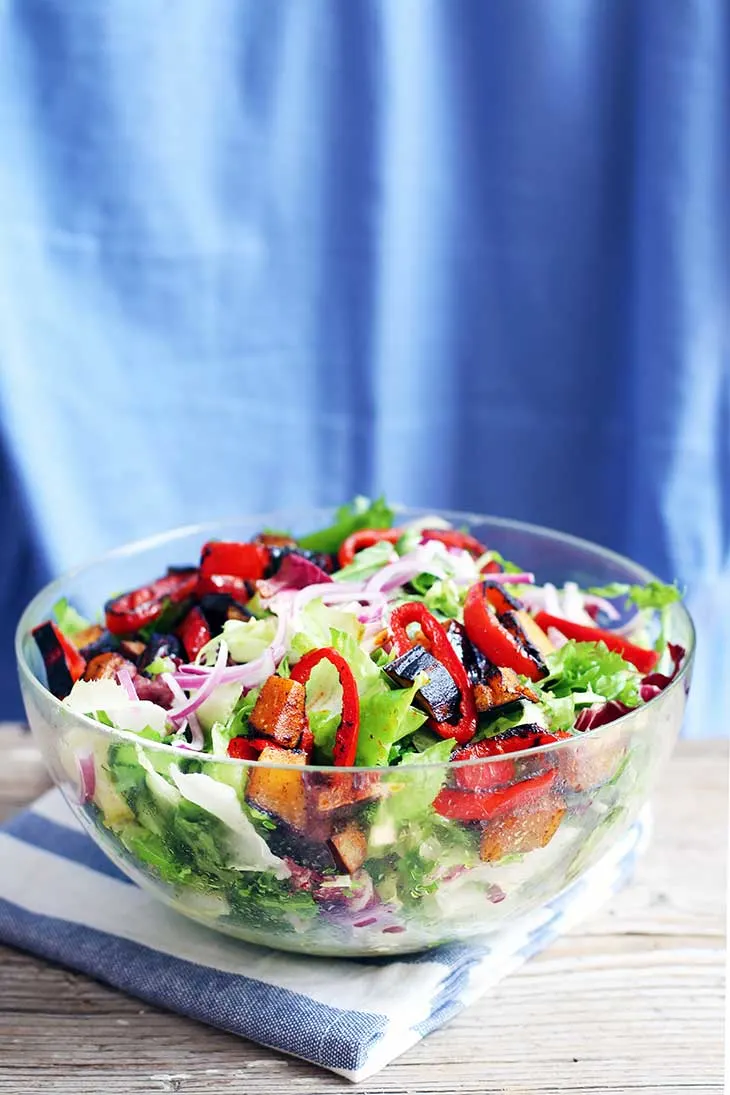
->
[15,506,696,773]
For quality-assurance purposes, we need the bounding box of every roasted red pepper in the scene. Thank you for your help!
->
[338,528,400,568]
[32,621,87,698]
[290,647,360,766]
[198,541,270,599]
[434,769,556,822]
[105,570,198,636]
[452,727,560,791]
[389,602,477,745]
[227,737,260,760]
[177,606,212,661]
[533,612,659,675]
[463,582,546,682]
[420,528,487,558]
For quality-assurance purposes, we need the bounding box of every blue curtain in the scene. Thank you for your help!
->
[0,0,727,732]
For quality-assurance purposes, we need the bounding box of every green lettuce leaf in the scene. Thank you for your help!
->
[297,495,394,554]
[375,737,455,827]
[289,601,362,662]
[333,540,396,582]
[221,617,278,664]
[423,578,463,619]
[357,684,427,767]
[53,597,93,638]
[540,640,640,706]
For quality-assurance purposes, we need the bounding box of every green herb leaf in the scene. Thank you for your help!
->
[297,495,394,554]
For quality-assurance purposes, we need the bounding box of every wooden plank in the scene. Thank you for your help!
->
[0,731,725,1094]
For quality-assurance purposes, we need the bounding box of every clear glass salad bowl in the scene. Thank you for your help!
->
[16,509,694,956]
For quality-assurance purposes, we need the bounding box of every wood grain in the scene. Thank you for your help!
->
[0,727,725,1095]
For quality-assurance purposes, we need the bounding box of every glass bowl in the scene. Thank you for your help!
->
[16,508,694,956]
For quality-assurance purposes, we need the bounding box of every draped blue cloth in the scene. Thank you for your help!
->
[0,0,727,732]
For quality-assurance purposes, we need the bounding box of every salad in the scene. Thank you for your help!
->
[31,498,687,950]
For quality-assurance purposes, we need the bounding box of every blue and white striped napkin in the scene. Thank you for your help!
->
[0,790,648,1082]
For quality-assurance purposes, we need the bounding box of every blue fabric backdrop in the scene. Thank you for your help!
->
[0,0,727,732]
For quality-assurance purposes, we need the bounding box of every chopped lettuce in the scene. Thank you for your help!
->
[297,495,394,554]
[221,617,277,664]
[168,766,291,878]
[477,550,523,574]
[357,683,427,766]
[587,579,682,610]
[423,578,463,619]
[53,597,93,638]
[333,540,397,582]
[539,641,640,706]
[196,681,243,733]
[475,699,550,739]
[289,600,362,661]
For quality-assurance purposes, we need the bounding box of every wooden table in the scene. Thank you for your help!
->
[0,726,725,1094]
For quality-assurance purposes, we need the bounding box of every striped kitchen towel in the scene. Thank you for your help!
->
[0,790,648,1082]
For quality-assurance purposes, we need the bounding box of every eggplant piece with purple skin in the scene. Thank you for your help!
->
[383,644,461,723]
[445,620,493,687]
[198,593,251,636]
[32,622,83,699]
[78,629,119,661]
[137,632,184,671]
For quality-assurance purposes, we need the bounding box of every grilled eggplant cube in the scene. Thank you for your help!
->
[384,644,460,723]
[248,676,307,749]
[245,746,308,831]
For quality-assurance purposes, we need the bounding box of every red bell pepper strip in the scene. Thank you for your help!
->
[463,582,546,681]
[338,528,400,568]
[198,541,270,600]
[290,648,360,766]
[197,573,252,600]
[389,602,477,745]
[420,528,487,558]
[533,612,659,674]
[176,606,212,661]
[105,570,198,636]
[227,737,260,760]
[451,727,560,791]
[434,769,556,822]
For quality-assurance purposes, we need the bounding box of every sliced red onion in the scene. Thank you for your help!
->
[366,557,429,594]
[169,639,229,721]
[77,753,96,803]
[542,582,562,616]
[561,582,597,625]
[174,604,290,690]
[547,626,569,649]
[186,712,205,750]
[116,668,138,701]
[162,672,188,705]
[582,593,621,621]
[483,571,535,585]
